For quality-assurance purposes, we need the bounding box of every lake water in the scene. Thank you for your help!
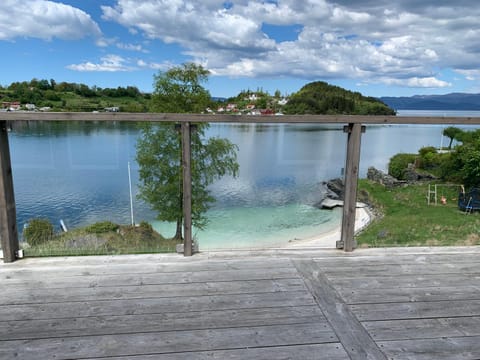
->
[8,110,480,249]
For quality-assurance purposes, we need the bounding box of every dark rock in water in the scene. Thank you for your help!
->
[313,178,344,209]
[325,178,344,200]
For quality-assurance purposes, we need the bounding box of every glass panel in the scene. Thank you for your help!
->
[10,121,349,255]
[10,111,479,257]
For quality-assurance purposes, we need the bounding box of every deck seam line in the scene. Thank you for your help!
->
[294,259,387,360]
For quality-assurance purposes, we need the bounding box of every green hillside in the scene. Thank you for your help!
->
[1,78,395,115]
[283,81,395,115]
[0,79,150,112]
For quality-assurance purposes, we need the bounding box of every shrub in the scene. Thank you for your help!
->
[418,146,440,169]
[138,221,154,236]
[23,218,54,246]
[418,146,437,157]
[388,153,417,180]
[85,221,119,234]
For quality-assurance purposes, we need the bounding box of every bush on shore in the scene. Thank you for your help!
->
[23,218,54,246]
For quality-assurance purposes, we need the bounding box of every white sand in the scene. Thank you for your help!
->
[285,207,371,248]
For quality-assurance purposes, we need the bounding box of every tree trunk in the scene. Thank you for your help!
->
[174,218,183,240]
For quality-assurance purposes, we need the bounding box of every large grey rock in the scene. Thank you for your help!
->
[325,178,344,200]
[366,167,402,188]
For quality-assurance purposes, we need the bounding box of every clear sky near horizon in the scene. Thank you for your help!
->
[1,0,479,98]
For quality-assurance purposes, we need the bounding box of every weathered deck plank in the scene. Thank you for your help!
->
[85,343,349,360]
[0,290,316,321]
[3,247,480,359]
[0,323,339,359]
[364,316,480,341]
[84,343,350,360]
[0,305,326,341]
[351,299,480,321]
[0,278,306,305]
[337,284,480,304]
[0,266,299,289]
[377,336,480,360]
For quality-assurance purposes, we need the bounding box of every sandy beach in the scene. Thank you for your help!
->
[285,206,371,248]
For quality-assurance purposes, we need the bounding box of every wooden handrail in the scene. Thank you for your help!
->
[2,111,480,124]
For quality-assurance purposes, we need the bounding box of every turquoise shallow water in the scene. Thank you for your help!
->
[151,204,342,250]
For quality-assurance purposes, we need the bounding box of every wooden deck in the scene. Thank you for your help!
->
[1,246,480,359]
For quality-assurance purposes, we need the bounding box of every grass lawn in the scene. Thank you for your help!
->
[357,179,480,247]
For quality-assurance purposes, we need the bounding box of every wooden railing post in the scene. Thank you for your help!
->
[0,121,19,262]
[181,122,193,256]
[338,123,365,252]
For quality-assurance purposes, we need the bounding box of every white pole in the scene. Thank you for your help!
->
[128,162,134,226]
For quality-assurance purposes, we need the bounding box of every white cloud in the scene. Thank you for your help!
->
[0,0,101,40]
[117,42,149,53]
[385,77,452,88]
[137,59,171,70]
[100,0,480,89]
[456,70,480,81]
[67,55,132,72]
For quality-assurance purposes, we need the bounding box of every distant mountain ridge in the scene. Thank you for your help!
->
[379,93,480,110]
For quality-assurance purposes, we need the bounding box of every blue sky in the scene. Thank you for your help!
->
[1,0,479,98]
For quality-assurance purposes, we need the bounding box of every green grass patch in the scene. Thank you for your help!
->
[357,180,480,247]
[23,223,181,257]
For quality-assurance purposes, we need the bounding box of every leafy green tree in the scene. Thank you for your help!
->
[440,139,480,188]
[136,63,239,240]
[442,126,463,149]
[151,63,211,113]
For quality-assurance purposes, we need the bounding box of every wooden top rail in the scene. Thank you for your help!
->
[1,112,480,125]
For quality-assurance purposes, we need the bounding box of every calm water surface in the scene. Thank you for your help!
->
[9,110,479,249]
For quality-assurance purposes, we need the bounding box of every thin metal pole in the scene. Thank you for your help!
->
[128,162,134,226]
[181,122,193,256]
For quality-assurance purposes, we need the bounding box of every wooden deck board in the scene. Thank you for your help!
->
[0,305,326,341]
[2,247,480,359]
[83,343,350,360]
[0,278,306,305]
[0,323,339,359]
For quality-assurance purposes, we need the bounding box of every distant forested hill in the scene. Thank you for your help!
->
[380,93,480,110]
[0,79,151,112]
[283,81,395,115]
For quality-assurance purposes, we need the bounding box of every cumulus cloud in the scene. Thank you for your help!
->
[116,42,149,53]
[137,59,172,70]
[0,0,101,40]
[67,55,132,72]
[98,0,480,88]
[385,77,452,88]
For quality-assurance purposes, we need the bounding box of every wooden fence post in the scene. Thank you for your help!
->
[0,121,19,262]
[181,122,193,256]
[338,123,364,252]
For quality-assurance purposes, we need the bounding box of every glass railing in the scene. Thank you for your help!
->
[2,111,480,260]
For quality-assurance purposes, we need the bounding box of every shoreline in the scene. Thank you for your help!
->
[284,206,371,248]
